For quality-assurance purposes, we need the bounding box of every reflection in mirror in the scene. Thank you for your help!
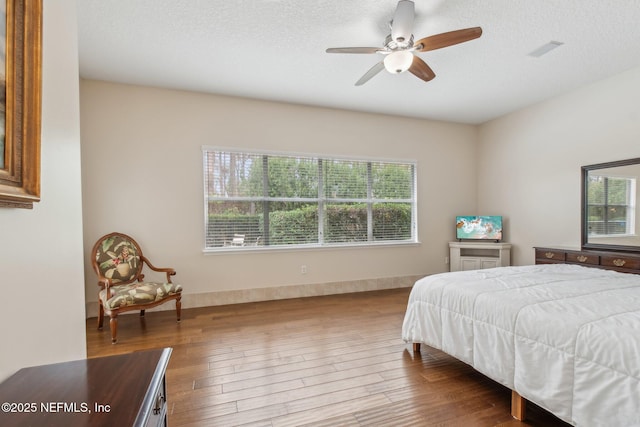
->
[582,158,640,252]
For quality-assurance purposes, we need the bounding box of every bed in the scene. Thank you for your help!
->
[401,263,640,426]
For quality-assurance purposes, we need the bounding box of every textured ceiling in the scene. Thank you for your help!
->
[77,0,640,124]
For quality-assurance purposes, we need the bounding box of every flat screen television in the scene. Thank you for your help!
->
[456,215,503,241]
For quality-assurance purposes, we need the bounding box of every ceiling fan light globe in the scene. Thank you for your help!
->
[383,51,413,74]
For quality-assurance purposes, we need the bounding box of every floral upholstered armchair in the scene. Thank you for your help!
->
[90,232,183,343]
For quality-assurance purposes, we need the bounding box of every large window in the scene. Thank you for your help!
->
[203,148,417,250]
[587,175,636,236]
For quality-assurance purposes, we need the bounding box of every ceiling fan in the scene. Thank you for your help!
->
[326,0,482,86]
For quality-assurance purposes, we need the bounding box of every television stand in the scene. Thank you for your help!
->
[449,241,512,272]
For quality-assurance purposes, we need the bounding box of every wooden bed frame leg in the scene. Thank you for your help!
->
[511,390,527,421]
[412,343,421,352]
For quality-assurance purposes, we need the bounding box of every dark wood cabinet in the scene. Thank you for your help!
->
[535,246,640,275]
[0,348,171,427]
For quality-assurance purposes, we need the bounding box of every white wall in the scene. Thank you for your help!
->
[0,0,85,381]
[478,66,640,265]
[79,81,478,313]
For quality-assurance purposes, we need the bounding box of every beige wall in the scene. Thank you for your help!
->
[477,66,640,265]
[0,0,86,381]
[80,81,478,314]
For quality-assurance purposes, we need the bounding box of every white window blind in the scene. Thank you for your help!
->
[203,148,417,250]
[587,175,636,236]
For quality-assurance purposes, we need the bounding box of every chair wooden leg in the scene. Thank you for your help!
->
[140,310,145,317]
[413,343,421,352]
[109,315,118,344]
[97,302,104,330]
[176,296,182,322]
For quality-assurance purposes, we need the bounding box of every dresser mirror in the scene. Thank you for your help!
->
[582,157,640,253]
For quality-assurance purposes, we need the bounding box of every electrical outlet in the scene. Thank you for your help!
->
[301,265,308,274]
[445,257,449,264]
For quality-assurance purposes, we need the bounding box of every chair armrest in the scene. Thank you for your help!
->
[97,277,114,299]
[141,255,177,282]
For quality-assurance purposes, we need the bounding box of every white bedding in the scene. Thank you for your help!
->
[401,264,640,426]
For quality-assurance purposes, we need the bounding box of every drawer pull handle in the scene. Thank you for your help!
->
[153,393,165,415]
[613,259,626,267]
[544,252,555,259]
[576,255,588,262]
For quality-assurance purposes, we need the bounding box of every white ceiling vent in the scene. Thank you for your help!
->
[528,41,564,58]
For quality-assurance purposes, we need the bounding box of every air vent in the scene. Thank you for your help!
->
[528,41,564,57]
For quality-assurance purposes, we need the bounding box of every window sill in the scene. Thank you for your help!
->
[203,240,420,254]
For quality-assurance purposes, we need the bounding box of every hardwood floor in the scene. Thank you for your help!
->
[86,288,570,426]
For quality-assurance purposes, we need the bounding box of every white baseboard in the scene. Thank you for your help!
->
[84,275,423,319]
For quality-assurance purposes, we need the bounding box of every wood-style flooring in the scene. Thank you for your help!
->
[86,288,570,426]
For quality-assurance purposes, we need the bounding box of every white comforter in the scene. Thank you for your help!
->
[401,264,640,426]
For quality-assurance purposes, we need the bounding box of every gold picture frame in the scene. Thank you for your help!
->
[0,0,42,209]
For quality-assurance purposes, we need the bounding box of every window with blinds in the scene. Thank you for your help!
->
[203,148,417,250]
[586,175,636,236]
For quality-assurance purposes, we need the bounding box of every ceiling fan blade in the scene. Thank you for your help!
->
[408,56,436,82]
[326,47,382,54]
[414,27,482,52]
[391,0,415,43]
[355,61,385,86]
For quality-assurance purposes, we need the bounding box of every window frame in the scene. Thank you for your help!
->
[202,147,418,252]
[586,175,636,237]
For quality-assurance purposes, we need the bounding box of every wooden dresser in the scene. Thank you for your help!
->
[535,246,640,275]
[0,347,171,427]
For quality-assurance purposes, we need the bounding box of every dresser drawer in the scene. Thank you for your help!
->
[535,249,566,262]
[566,252,599,265]
[600,255,640,270]
[534,246,640,276]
